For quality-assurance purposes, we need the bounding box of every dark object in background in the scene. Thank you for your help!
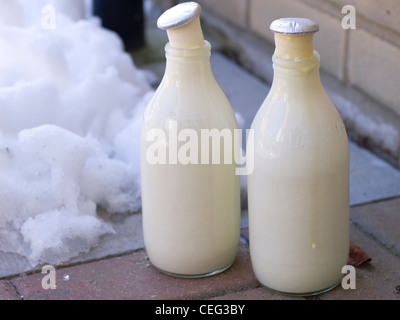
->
[93,0,145,51]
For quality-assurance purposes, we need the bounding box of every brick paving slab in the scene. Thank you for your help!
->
[350,197,400,257]
[6,217,400,300]
[212,287,299,300]
[0,280,19,300]
[322,224,400,300]
[11,243,257,300]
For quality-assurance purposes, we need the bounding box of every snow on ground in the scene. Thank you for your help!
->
[0,0,153,268]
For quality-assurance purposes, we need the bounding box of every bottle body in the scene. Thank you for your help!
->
[141,42,240,277]
[247,53,350,295]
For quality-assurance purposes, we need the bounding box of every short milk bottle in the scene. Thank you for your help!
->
[140,2,240,278]
[247,18,350,295]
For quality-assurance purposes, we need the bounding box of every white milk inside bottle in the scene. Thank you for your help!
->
[140,2,240,278]
[247,18,350,295]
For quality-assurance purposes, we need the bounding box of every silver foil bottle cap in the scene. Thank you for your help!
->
[270,18,319,35]
[157,2,202,30]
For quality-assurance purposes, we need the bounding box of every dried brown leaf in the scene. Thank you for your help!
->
[348,242,371,267]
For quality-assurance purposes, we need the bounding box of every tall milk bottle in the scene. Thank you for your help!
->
[140,2,240,278]
[247,18,350,295]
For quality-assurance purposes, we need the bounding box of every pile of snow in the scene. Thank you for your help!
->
[0,0,153,268]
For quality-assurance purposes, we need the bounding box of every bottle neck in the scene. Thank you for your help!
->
[270,32,323,90]
[270,52,323,93]
[165,16,205,49]
[274,33,315,60]
[164,41,212,77]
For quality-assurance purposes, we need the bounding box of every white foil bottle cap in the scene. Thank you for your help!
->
[270,18,319,35]
[157,2,205,49]
[157,2,202,30]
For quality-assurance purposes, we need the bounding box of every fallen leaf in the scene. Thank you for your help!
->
[348,242,371,267]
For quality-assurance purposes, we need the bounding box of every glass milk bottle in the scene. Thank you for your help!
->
[140,2,240,278]
[247,18,350,295]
